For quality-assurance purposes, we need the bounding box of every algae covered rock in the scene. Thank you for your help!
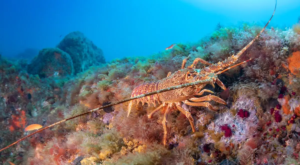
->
[27,48,74,78]
[0,54,14,69]
[57,31,106,74]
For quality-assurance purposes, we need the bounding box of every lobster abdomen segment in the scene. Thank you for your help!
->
[130,82,161,106]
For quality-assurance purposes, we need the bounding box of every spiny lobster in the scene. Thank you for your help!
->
[127,1,276,145]
[0,0,276,152]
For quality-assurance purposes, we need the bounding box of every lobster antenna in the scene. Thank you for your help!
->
[231,0,277,60]
[216,58,252,75]
[0,78,214,153]
[217,0,276,74]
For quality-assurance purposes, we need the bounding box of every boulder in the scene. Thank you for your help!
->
[57,31,105,74]
[27,48,74,78]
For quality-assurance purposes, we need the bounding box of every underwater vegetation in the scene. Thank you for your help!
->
[1,1,300,165]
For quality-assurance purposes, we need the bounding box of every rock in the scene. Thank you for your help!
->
[27,48,74,78]
[57,31,105,74]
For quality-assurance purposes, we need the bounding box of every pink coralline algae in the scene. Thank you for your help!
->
[220,125,232,137]
[237,109,250,118]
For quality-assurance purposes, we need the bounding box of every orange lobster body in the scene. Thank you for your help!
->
[130,69,201,105]
[130,55,241,105]
[128,57,229,145]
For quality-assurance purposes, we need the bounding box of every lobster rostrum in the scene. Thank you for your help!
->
[0,0,276,152]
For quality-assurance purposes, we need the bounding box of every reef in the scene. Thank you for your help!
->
[1,23,300,165]
[57,31,106,74]
[27,48,74,78]
[27,31,106,79]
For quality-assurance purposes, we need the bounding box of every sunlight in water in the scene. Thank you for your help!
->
[182,0,300,11]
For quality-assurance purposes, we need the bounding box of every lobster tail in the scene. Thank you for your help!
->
[130,82,160,106]
[127,82,161,116]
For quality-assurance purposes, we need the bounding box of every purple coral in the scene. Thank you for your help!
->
[274,111,282,123]
[276,104,281,109]
[270,108,275,115]
[203,143,211,153]
[237,109,250,118]
[220,125,232,137]
[280,86,287,93]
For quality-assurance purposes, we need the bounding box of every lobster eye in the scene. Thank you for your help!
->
[187,74,191,76]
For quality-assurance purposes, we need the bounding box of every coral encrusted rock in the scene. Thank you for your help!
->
[57,31,106,74]
[27,48,74,78]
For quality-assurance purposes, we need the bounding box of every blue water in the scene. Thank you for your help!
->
[0,0,299,62]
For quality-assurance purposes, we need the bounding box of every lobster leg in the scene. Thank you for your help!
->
[189,94,226,105]
[209,79,216,88]
[147,103,165,119]
[127,101,133,117]
[184,101,219,111]
[181,55,190,69]
[215,78,226,90]
[162,105,171,146]
[175,102,196,132]
[195,89,214,96]
[189,58,211,68]
[167,72,172,77]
